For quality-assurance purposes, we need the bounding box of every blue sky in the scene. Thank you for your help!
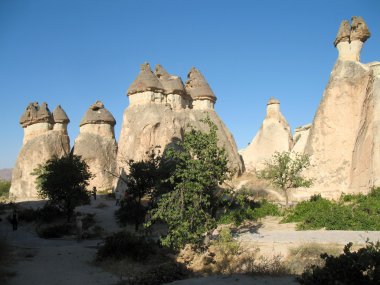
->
[0,0,379,168]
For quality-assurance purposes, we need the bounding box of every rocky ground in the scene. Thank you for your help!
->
[0,196,379,285]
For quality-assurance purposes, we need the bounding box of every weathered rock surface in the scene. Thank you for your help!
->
[291,124,311,154]
[302,60,373,198]
[74,101,117,192]
[240,98,292,172]
[350,62,380,192]
[10,103,70,199]
[116,64,243,190]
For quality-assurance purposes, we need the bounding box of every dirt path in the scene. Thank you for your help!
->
[0,196,120,285]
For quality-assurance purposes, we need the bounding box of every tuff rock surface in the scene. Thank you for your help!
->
[10,103,70,199]
[73,101,117,192]
[240,98,292,171]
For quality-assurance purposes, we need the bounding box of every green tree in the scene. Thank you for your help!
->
[150,117,230,249]
[120,149,162,231]
[33,154,92,221]
[258,151,312,206]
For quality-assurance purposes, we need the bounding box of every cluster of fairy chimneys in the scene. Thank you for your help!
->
[334,16,371,62]
[127,63,217,110]
[19,100,116,144]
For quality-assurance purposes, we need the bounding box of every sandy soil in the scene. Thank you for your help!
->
[1,198,379,285]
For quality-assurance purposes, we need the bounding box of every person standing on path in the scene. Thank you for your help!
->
[115,189,121,206]
[11,208,19,231]
[92,186,97,200]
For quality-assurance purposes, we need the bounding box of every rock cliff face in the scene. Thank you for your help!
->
[10,103,70,199]
[301,17,377,198]
[240,98,292,171]
[73,101,117,192]
[291,124,311,154]
[116,64,243,189]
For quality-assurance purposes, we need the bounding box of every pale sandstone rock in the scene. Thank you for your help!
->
[185,67,216,108]
[117,65,243,190]
[10,103,70,199]
[291,124,311,154]
[350,62,380,192]
[302,60,373,199]
[74,101,117,192]
[335,16,371,62]
[240,98,292,172]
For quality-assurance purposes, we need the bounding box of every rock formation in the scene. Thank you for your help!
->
[116,64,243,189]
[334,16,371,62]
[10,103,70,199]
[291,124,311,154]
[240,98,292,171]
[73,101,117,192]
[301,17,378,198]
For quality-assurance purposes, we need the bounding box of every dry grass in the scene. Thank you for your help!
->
[285,243,342,274]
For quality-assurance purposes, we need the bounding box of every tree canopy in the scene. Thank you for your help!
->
[149,117,230,249]
[258,151,312,205]
[33,153,92,221]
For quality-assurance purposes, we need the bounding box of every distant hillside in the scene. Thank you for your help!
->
[0,168,12,181]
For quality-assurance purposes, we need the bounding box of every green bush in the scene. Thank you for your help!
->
[115,199,148,227]
[96,231,155,261]
[0,180,10,198]
[283,188,380,230]
[37,223,73,238]
[19,204,63,223]
[218,195,281,226]
[298,241,380,285]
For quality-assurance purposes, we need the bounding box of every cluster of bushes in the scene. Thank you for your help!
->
[115,199,148,227]
[217,193,281,226]
[37,223,73,238]
[0,180,11,198]
[283,188,380,230]
[18,204,64,223]
[97,231,155,261]
[298,241,380,285]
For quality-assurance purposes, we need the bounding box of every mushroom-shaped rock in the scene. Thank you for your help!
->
[350,16,371,42]
[53,105,70,124]
[36,102,53,123]
[185,67,216,102]
[334,20,351,47]
[127,63,164,96]
[20,102,39,127]
[80,101,116,127]
[154,64,186,95]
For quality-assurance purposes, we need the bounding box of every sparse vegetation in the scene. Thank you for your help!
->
[218,194,281,226]
[283,188,380,230]
[0,179,11,198]
[258,151,313,205]
[37,223,73,238]
[97,231,155,261]
[298,241,380,285]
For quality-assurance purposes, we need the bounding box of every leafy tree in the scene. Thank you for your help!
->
[258,151,312,206]
[33,154,92,221]
[149,117,230,249]
[119,149,162,231]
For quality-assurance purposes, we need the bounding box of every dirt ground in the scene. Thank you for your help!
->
[0,196,379,285]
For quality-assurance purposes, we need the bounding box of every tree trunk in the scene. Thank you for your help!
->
[135,197,141,232]
[284,188,289,206]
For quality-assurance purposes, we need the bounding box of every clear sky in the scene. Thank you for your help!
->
[0,0,379,168]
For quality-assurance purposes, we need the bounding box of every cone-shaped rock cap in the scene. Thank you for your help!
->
[20,102,53,127]
[127,62,164,96]
[267,97,280,105]
[185,67,216,102]
[350,16,370,42]
[80,101,116,127]
[53,105,70,124]
[154,64,186,96]
[334,20,351,47]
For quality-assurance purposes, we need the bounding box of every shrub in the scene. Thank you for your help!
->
[0,180,11,198]
[218,196,281,226]
[298,241,380,285]
[115,199,148,227]
[37,223,73,238]
[18,204,63,223]
[283,188,380,230]
[96,231,155,261]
